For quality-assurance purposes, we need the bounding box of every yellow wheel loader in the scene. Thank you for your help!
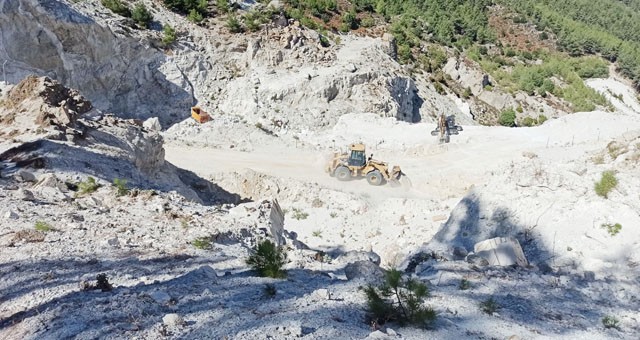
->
[325,143,409,187]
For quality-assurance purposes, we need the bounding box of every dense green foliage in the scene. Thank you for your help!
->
[498,108,516,127]
[246,239,288,278]
[363,269,436,327]
[470,48,609,112]
[594,170,618,198]
[132,3,153,28]
[162,25,177,45]
[101,0,131,17]
[163,0,208,16]
[283,0,493,61]
[499,0,640,89]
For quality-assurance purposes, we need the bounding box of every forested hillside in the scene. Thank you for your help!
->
[497,0,640,89]
[281,0,640,91]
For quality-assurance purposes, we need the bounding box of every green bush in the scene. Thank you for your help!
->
[342,11,358,30]
[537,114,548,124]
[521,116,536,127]
[132,3,153,28]
[227,15,243,33]
[113,178,129,197]
[78,176,101,195]
[601,223,622,236]
[246,239,287,278]
[192,236,212,250]
[462,87,472,99]
[162,25,177,45]
[291,208,309,220]
[216,0,229,13]
[164,0,207,15]
[459,279,471,290]
[362,269,436,328]
[188,8,204,22]
[101,0,131,17]
[602,315,620,329]
[594,170,618,198]
[480,296,500,315]
[35,221,54,232]
[498,108,516,127]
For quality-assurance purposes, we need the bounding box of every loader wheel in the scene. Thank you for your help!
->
[335,166,351,181]
[366,170,384,186]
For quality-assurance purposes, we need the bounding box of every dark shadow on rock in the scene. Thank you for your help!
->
[0,257,368,339]
[0,139,243,206]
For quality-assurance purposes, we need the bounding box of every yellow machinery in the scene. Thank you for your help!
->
[326,143,405,186]
[191,106,211,123]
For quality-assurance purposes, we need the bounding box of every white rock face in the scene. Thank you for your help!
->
[143,117,162,132]
[0,0,194,128]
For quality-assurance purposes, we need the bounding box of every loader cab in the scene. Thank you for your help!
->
[348,144,367,167]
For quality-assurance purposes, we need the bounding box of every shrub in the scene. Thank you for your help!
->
[132,3,153,28]
[291,208,309,220]
[78,176,100,195]
[96,273,113,292]
[246,239,287,278]
[521,116,537,127]
[594,171,618,198]
[537,114,548,124]
[227,15,243,33]
[101,0,131,17]
[459,279,471,290]
[83,273,113,292]
[362,269,436,328]
[113,178,129,197]
[192,236,212,250]
[498,108,516,127]
[162,25,177,46]
[601,223,622,236]
[34,221,54,232]
[602,315,620,329]
[480,297,500,315]
[263,283,277,298]
[342,11,358,30]
[462,87,472,99]
[188,8,204,23]
[216,0,229,13]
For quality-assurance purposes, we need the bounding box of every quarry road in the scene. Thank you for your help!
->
[165,110,640,201]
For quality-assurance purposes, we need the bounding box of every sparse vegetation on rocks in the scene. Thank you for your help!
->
[34,221,54,232]
[101,0,131,18]
[601,223,622,236]
[112,178,129,197]
[78,176,100,195]
[291,208,309,220]
[480,297,500,315]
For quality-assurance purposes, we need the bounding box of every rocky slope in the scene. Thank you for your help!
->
[0,0,469,131]
[1,1,640,340]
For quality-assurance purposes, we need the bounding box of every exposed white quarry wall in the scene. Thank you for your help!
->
[0,0,194,127]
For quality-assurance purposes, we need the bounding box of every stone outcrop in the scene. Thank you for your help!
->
[0,0,194,128]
